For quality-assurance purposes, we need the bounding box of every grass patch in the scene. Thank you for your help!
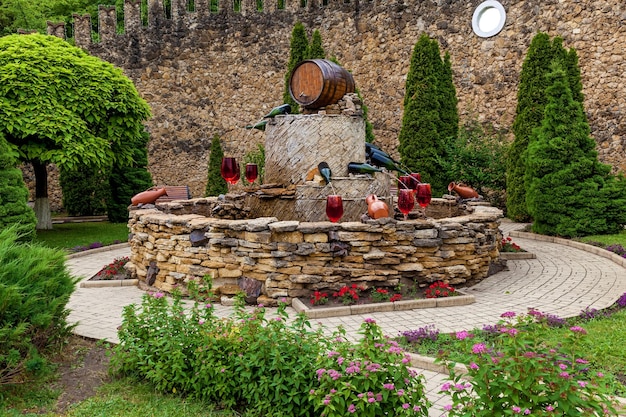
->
[35,222,129,251]
[578,230,626,247]
[63,379,235,417]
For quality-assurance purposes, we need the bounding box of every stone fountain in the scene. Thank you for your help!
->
[126,64,503,305]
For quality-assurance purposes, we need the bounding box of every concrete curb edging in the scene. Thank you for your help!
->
[79,279,138,288]
[499,251,536,260]
[66,242,130,259]
[510,231,626,268]
[292,293,475,319]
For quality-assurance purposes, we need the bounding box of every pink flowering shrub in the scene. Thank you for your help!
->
[310,318,430,416]
[438,313,618,416]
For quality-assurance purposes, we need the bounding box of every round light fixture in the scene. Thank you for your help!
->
[472,0,506,38]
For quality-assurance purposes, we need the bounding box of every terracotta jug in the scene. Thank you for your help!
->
[448,182,479,199]
[365,194,390,219]
[131,187,168,205]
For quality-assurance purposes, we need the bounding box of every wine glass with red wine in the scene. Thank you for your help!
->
[245,163,258,184]
[326,195,343,223]
[397,188,415,221]
[416,183,432,215]
[221,157,240,185]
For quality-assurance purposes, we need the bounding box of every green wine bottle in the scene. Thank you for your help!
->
[368,150,409,175]
[262,104,291,119]
[245,120,268,131]
[347,162,383,175]
[318,161,332,185]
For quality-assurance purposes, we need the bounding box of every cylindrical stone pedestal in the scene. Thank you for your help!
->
[264,114,365,185]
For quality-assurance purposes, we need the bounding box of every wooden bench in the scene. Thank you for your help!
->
[155,186,191,203]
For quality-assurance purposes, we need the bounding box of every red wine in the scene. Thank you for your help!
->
[397,189,415,216]
[416,183,432,208]
[245,163,258,183]
[326,195,343,223]
[221,157,240,184]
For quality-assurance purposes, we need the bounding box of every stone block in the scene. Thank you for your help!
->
[435,294,475,307]
[350,302,395,314]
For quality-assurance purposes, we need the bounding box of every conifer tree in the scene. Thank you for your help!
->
[399,33,457,195]
[525,63,626,237]
[507,33,575,221]
[0,132,36,241]
[205,134,228,197]
[283,22,309,114]
[107,129,154,223]
[307,29,325,59]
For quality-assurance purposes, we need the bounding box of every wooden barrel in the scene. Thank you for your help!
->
[289,59,355,109]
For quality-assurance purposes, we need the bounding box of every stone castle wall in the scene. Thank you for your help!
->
[43,0,625,206]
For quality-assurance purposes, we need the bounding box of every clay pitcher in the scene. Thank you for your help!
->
[448,182,479,199]
[131,187,168,205]
[365,194,390,219]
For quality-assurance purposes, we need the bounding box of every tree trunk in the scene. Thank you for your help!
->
[33,160,53,230]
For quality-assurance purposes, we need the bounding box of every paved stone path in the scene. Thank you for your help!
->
[65,220,626,416]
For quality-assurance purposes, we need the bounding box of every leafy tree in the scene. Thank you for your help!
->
[0,34,151,229]
[0,132,36,241]
[307,29,325,59]
[107,129,154,223]
[507,33,582,221]
[283,22,309,114]
[205,134,228,197]
[59,165,108,216]
[399,33,457,195]
[525,63,626,237]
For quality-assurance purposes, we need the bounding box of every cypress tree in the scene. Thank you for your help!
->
[525,63,626,237]
[107,129,154,223]
[438,52,459,144]
[307,29,325,59]
[399,33,456,195]
[283,22,309,114]
[0,132,36,241]
[205,134,228,197]
[507,33,570,221]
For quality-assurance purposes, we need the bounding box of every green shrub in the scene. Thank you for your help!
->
[111,286,429,415]
[311,319,431,416]
[59,165,109,217]
[0,226,77,385]
[439,313,618,416]
[440,117,509,210]
[0,132,36,241]
[205,134,228,197]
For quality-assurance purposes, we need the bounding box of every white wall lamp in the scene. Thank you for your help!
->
[472,0,507,38]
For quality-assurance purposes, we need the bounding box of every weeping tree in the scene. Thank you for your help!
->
[525,62,626,237]
[0,34,150,229]
[0,132,37,241]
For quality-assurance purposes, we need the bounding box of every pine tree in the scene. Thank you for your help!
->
[507,33,570,221]
[399,33,457,195]
[0,132,36,241]
[283,22,309,114]
[525,63,626,237]
[107,129,154,223]
[307,29,325,59]
[205,134,228,197]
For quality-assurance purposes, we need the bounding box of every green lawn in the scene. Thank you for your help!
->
[579,229,626,247]
[35,222,129,251]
